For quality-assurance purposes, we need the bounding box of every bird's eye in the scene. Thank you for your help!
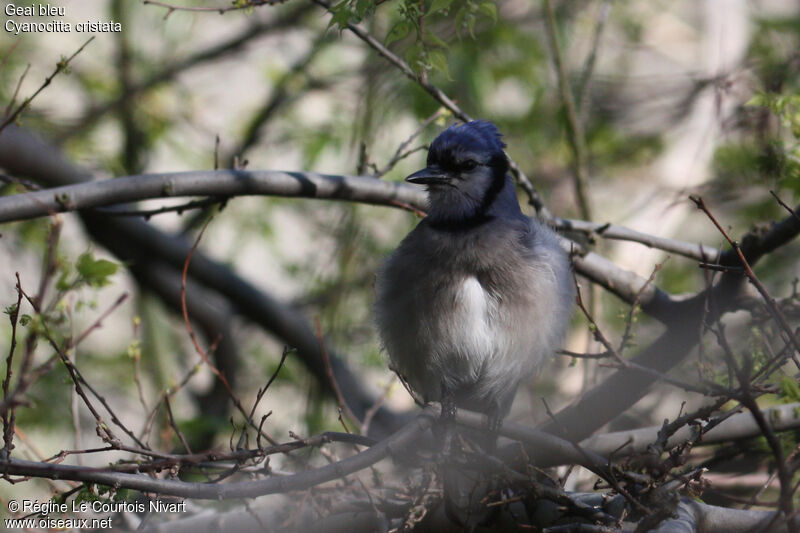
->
[461,160,478,171]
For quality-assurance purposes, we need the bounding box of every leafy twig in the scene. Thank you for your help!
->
[310,0,546,214]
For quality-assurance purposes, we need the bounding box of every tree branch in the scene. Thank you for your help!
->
[0,168,426,224]
[0,124,406,438]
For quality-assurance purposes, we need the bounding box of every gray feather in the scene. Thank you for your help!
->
[374,121,574,421]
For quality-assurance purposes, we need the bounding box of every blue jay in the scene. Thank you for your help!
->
[375,120,574,444]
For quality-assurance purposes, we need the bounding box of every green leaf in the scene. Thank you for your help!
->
[355,0,373,18]
[467,15,477,38]
[428,49,452,80]
[746,93,767,107]
[76,252,118,288]
[478,1,497,22]
[326,1,354,31]
[385,20,411,46]
[423,30,449,50]
[56,269,72,291]
[428,0,454,15]
[404,42,424,74]
[780,375,800,403]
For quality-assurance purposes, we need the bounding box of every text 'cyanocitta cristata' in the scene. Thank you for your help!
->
[375,120,574,442]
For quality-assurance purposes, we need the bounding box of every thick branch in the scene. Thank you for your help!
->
[0,124,404,437]
[0,169,426,223]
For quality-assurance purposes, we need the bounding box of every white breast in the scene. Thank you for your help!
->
[455,277,493,341]
[433,277,498,384]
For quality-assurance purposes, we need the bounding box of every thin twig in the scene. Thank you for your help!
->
[373,109,444,177]
[314,317,361,432]
[618,259,667,355]
[0,37,95,134]
[164,394,192,455]
[91,197,225,219]
[1,275,24,457]
[310,0,546,214]
[4,63,30,119]
[691,196,800,357]
[543,0,592,220]
[362,377,396,436]
[771,190,800,224]
[0,408,434,498]
[72,293,129,347]
[180,216,280,446]
[247,346,291,424]
[576,0,611,126]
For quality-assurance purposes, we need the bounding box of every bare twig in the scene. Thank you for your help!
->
[0,37,95,134]
[91,197,226,219]
[314,317,361,432]
[247,346,291,424]
[164,394,192,455]
[0,408,437,499]
[362,377,397,437]
[576,0,611,125]
[772,189,800,224]
[373,109,444,178]
[618,260,666,355]
[691,196,800,357]
[1,275,24,457]
[555,217,721,261]
[543,0,592,220]
[180,216,279,446]
[0,173,41,192]
[4,64,30,119]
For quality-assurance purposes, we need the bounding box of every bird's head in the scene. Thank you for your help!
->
[406,120,516,228]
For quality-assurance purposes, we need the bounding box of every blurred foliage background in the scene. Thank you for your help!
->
[1,0,799,506]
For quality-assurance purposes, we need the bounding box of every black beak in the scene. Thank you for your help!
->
[405,166,448,185]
